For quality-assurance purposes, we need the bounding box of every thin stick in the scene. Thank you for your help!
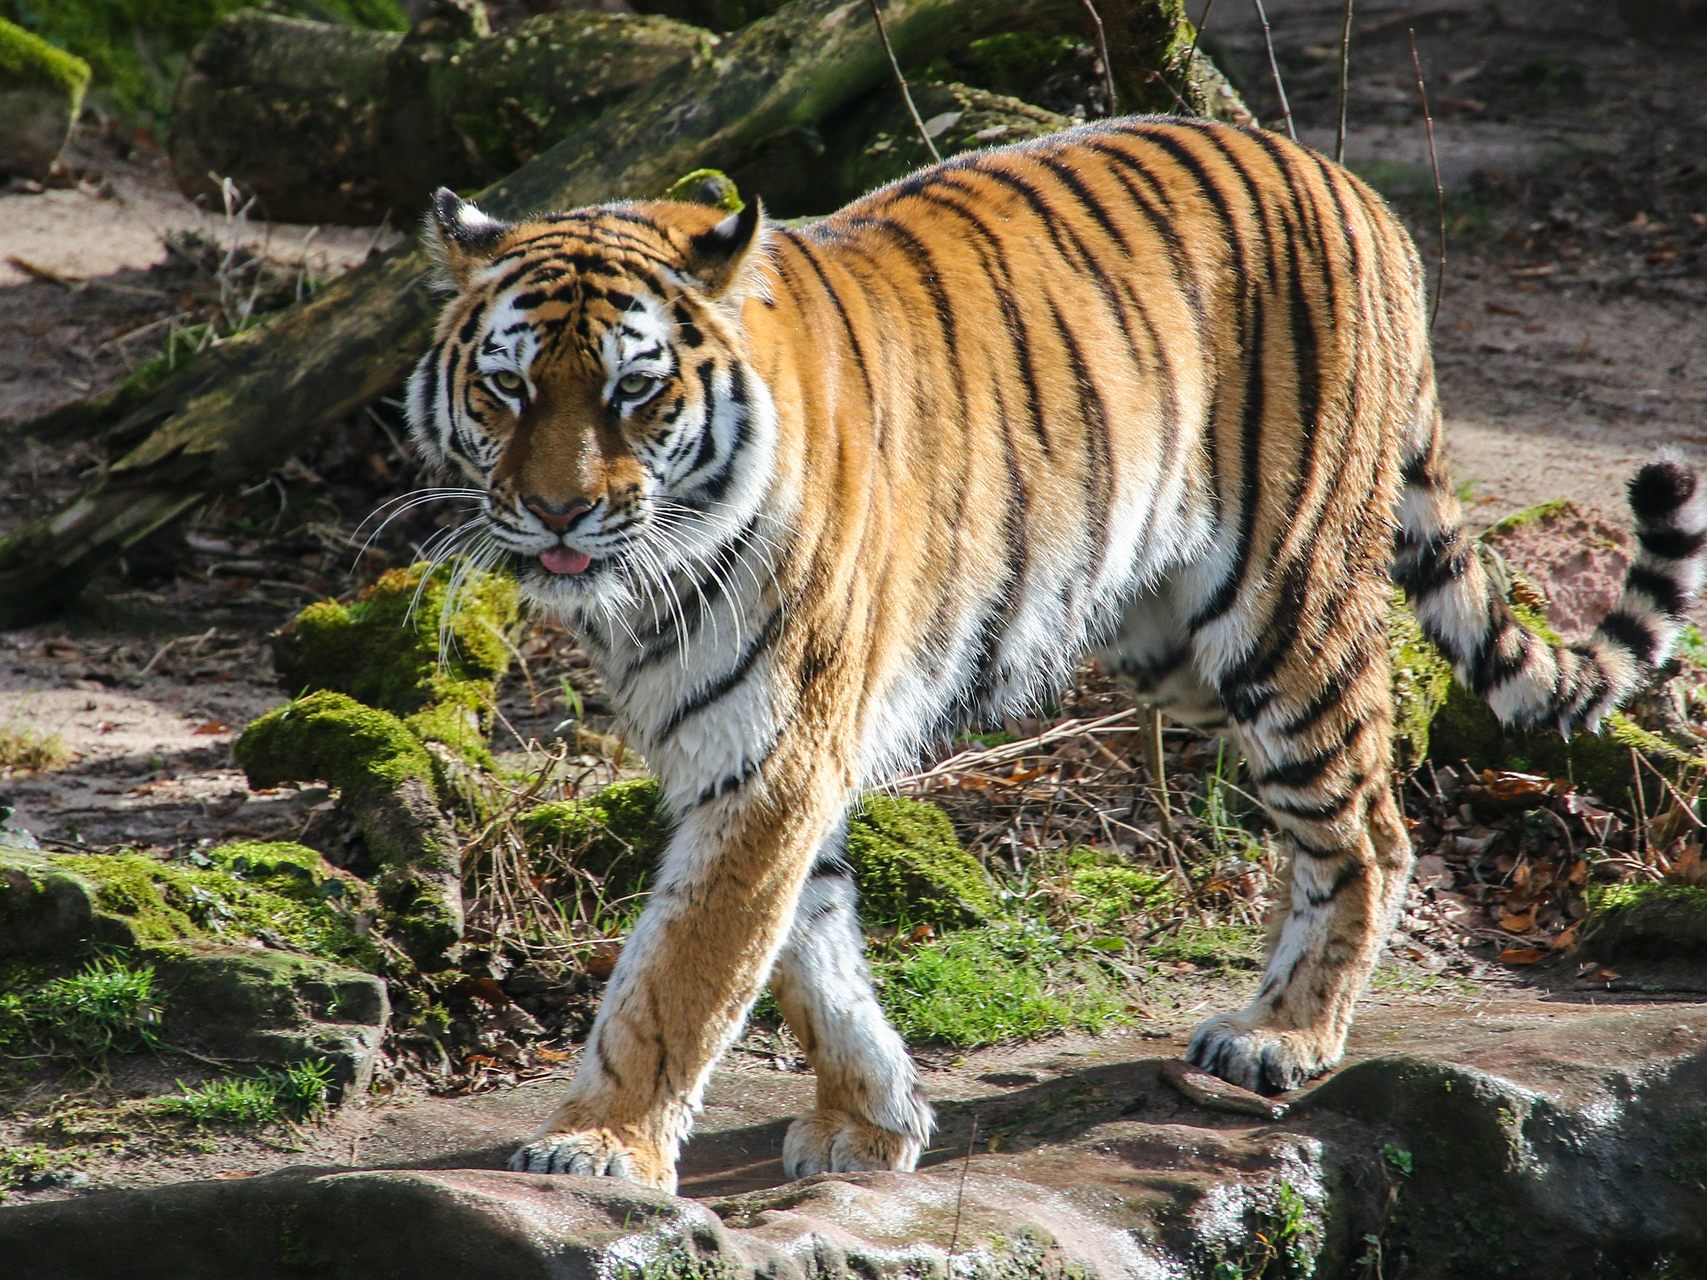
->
[1145,705,1175,844]
[1183,0,1217,97]
[866,0,940,164]
[947,1113,978,1255]
[1080,0,1118,116]
[1334,0,1354,164]
[1408,29,1446,331]
[1250,0,1296,141]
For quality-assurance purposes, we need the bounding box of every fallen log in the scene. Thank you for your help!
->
[168,9,714,225]
[0,0,1226,627]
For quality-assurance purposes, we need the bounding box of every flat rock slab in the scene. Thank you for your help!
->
[3,995,1703,1279]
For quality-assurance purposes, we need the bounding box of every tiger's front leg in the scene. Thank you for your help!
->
[509,780,846,1192]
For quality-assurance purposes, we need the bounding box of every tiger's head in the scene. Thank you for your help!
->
[405,188,778,618]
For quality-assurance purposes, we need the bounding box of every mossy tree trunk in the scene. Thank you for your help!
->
[1097,0,1253,121]
[168,10,715,225]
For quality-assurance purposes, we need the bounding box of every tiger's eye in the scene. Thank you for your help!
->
[490,369,527,398]
[617,372,656,397]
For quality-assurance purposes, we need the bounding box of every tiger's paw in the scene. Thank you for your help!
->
[782,1109,922,1179]
[507,1128,675,1192]
[1186,1013,1342,1095]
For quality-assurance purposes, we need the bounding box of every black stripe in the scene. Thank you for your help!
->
[1472,624,1532,696]
[1280,646,1374,737]
[1269,778,1364,822]
[661,606,785,735]
[694,753,766,806]
[1394,531,1472,600]
[1305,860,1366,907]
[1254,718,1367,789]
[1625,563,1685,616]
[789,235,876,403]
[1046,297,1114,584]
[1638,526,1707,560]
[1598,609,1659,665]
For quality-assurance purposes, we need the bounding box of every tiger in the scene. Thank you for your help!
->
[404,115,1706,1193]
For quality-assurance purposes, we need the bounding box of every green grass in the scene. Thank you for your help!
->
[157,1058,334,1127]
[871,916,1127,1048]
[4,958,163,1059]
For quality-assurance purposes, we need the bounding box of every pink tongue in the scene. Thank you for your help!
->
[538,547,592,575]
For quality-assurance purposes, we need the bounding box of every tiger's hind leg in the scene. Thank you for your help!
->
[1186,583,1412,1093]
[768,822,934,1177]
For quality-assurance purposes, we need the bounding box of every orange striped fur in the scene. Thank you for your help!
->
[406,118,1705,1190]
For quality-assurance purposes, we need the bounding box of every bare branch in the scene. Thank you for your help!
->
[1250,0,1296,141]
[1335,0,1354,164]
[1409,28,1447,331]
[1080,0,1118,115]
[867,0,940,163]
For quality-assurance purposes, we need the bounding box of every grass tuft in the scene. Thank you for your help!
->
[13,958,164,1059]
[0,723,70,771]
[157,1058,335,1128]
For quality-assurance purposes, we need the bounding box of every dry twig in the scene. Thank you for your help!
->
[866,0,941,163]
[1408,28,1447,330]
[1080,0,1118,115]
[1250,0,1296,141]
[1335,0,1354,164]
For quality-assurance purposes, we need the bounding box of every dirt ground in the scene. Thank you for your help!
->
[0,0,1704,1201]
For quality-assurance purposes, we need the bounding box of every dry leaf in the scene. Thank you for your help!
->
[1500,947,1547,966]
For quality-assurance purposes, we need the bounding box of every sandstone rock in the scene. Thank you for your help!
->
[3,999,1700,1278]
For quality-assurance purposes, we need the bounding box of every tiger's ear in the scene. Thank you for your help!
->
[683,200,765,300]
[427,187,510,289]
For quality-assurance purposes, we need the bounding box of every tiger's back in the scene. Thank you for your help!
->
[408,117,1704,1188]
[747,118,1431,771]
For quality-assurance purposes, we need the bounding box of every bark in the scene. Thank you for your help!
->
[167,10,714,225]
[0,0,1176,627]
[1097,0,1254,123]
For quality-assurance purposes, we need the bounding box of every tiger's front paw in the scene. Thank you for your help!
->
[508,1127,675,1192]
[1186,1013,1343,1095]
[782,1109,922,1179]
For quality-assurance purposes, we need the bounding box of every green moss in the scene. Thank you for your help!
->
[1389,594,1456,774]
[1062,850,1173,932]
[55,848,381,971]
[1586,883,1707,959]
[272,562,518,718]
[663,168,743,212]
[0,17,90,96]
[1484,498,1573,539]
[0,0,405,121]
[403,678,496,773]
[519,778,670,895]
[873,917,1126,1048]
[845,795,998,930]
[236,690,436,802]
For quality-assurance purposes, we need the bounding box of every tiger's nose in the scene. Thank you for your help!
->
[522,496,592,533]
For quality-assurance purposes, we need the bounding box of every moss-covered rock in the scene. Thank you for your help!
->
[663,167,742,211]
[1389,594,1456,774]
[237,690,435,803]
[235,691,464,968]
[519,778,671,897]
[271,563,517,719]
[54,846,381,971]
[845,795,997,930]
[0,19,89,178]
[1585,883,1707,961]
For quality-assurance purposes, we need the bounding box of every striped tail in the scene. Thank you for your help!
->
[1394,390,1707,738]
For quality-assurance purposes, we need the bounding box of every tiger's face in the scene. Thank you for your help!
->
[405,188,775,617]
